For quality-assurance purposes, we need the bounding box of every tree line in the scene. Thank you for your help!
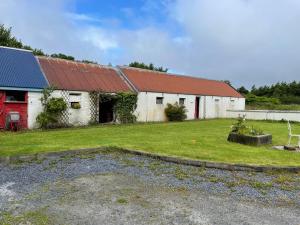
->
[237,82,300,105]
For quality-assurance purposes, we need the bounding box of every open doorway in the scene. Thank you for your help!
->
[99,99,115,123]
[195,97,200,119]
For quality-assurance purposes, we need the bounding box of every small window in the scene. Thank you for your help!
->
[179,98,185,105]
[69,93,81,103]
[5,91,26,102]
[215,99,220,102]
[156,97,163,104]
[69,93,81,96]
[230,99,235,102]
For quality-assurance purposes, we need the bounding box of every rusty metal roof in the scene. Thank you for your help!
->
[38,57,131,92]
[119,67,243,98]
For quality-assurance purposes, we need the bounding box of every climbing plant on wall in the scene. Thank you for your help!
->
[36,87,67,129]
[115,92,138,124]
[91,92,137,124]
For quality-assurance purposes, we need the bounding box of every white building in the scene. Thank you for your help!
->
[32,57,133,128]
[118,66,245,122]
[0,46,245,129]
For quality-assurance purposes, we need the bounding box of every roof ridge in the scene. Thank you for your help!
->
[0,46,33,53]
[37,56,114,70]
[118,65,225,84]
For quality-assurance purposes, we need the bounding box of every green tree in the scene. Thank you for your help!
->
[237,86,249,95]
[129,61,168,72]
[222,80,232,86]
[81,59,98,64]
[0,24,23,48]
[51,53,75,61]
[249,81,300,104]
[0,24,46,56]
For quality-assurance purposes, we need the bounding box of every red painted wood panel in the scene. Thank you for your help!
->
[0,91,5,129]
[0,91,28,129]
[194,97,200,119]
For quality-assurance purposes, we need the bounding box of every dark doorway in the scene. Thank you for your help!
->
[99,100,115,123]
[195,97,200,119]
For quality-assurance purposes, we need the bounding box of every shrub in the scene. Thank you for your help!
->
[36,112,57,129]
[36,88,67,129]
[246,93,280,105]
[46,98,67,113]
[279,96,300,105]
[230,115,264,136]
[165,102,187,121]
[231,115,248,135]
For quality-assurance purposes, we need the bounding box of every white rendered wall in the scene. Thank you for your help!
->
[28,90,246,127]
[28,90,92,129]
[28,92,44,129]
[203,96,245,119]
[67,91,91,126]
[135,92,245,122]
[226,110,300,122]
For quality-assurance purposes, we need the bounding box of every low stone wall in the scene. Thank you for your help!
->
[0,147,299,173]
[227,110,300,122]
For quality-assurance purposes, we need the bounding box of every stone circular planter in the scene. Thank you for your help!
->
[227,132,272,146]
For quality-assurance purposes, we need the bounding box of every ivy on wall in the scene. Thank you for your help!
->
[36,87,67,129]
[94,92,138,124]
[115,92,138,124]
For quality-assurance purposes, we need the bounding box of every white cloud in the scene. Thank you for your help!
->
[169,0,300,87]
[82,27,118,50]
[1,0,300,87]
[0,0,118,62]
[66,13,102,23]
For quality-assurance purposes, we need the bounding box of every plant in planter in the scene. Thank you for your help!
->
[71,102,81,109]
[228,116,272,146]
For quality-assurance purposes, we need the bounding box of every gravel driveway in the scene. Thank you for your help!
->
[0,151,299,225]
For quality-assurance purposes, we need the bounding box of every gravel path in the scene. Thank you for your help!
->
[0,151,299,225]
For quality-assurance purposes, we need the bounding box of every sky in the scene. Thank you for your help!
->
[0,0,300,88]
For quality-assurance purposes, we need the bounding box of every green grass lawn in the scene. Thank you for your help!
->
[0,119,300,166]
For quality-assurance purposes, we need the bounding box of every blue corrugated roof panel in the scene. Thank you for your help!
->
[0,47,48,89]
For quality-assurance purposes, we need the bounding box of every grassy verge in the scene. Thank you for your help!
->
[0,119,300,166]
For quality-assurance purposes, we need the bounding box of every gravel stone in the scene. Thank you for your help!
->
[0,152,299,224]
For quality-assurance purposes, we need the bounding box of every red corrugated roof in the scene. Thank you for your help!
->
[38,57,131,92]
[120,67,243,98]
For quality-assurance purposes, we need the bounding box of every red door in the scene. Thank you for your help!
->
[0,91,5,129]
[195,97,200,119]
[0,91,28,129]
